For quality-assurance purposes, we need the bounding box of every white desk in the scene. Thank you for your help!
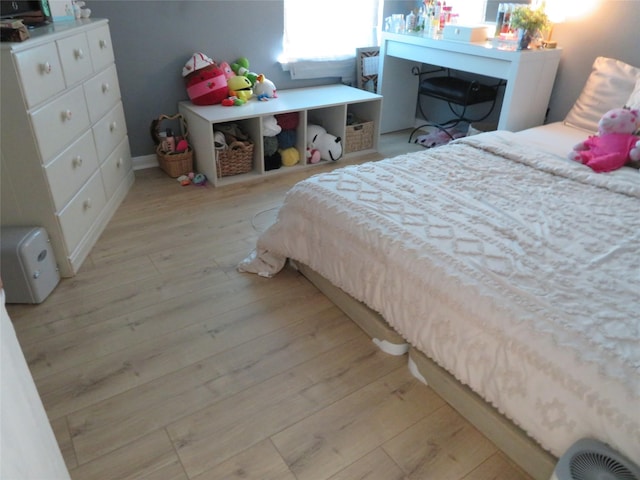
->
[378,32,562,133]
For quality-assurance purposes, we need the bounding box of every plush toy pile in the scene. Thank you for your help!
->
[568,107,640,173]
[275,113,300,167]
[181,53,276,107]
[179,52,345,171]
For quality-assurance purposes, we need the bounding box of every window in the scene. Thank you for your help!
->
[280,0,383,82]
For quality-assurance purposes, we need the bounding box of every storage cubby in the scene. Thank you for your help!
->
[179,84,382,187]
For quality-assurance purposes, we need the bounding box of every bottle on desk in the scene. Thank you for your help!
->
[494,3,506,37]
[405,10,417,32]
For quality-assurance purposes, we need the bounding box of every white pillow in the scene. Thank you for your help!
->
[626,77,640,110]
[564,56,640,133]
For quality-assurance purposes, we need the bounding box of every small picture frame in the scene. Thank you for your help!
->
[49,0,74,22]
[356,47,380,93]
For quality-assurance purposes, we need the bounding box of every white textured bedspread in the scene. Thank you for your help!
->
[239,131,640,462]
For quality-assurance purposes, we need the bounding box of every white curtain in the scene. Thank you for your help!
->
[280,0,382,81]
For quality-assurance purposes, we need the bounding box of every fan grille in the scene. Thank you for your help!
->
[570,452,639,480]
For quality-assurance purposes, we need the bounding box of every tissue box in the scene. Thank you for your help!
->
[443,25,489,43]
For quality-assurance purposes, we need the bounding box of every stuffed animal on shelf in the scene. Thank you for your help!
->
[264,151,282,171]
[219,61,235,80]
[306,147,321,164]
[307,124,343,161]
[280,147,300,166]
[569,107,640,173]
[230,57,258,86]
[254,74,277,101]
[182,52,228,106]
[263,115,282,137]
[225,75,253,104]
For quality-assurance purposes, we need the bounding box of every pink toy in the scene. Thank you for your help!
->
[219,61,235,80]
[182,52,228,106]
[414,128,465,148]
[306,147,321,164]
[569,107,640,172]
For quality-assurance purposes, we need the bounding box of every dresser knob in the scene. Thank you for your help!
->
[110,121,117,132]
[116,157,123,168]
[72,156,83,168]
[83,198,92,209]
[99,39,108,49]
[40,62,52,74]
[62,110,73,121]
[102,82,110,93]
[74,48,84,59]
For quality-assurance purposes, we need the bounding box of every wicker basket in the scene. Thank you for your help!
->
[216,141,254,178]
[156,145,194,178]
[151,113,194,178]
[344,120,374,154]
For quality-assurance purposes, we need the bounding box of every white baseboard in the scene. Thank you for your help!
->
[133,154,158,171]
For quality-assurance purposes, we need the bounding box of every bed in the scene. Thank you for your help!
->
[239,56,640,478]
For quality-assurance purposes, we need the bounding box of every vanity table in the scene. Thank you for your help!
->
[378,31,562,133]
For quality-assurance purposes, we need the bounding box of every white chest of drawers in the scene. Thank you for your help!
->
[1,19,134,277]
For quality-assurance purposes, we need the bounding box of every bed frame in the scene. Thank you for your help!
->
[294,261,557,480]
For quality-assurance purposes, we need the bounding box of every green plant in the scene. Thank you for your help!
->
[510,4,550,33]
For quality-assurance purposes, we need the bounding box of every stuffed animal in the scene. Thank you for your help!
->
[280,147,300,166]
[569,107,640,172]
[254,74,277,101]
[219,61,235,80]
[230,57,258,85]
[415,128,465,148]
[226,75,253,102]
[307,124,342,162]
[264,151,281,171]
[306,147,321,164]
[277,129,297,149]
[275,112,299,130]
[631,140,640,168]
[182,52,228,106]
[263,115,281,137]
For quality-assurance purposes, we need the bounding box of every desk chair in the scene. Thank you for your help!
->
[409,67,505,143]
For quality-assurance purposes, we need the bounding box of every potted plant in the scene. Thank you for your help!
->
[510,4,550,50]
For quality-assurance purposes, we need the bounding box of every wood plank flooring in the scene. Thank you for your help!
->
[7,132,533,479]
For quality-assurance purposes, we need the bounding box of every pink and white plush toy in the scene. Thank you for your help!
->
[569,107,640,172]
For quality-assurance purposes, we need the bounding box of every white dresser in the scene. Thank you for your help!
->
[1,19,134,277]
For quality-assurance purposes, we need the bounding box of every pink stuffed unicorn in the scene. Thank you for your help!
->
[569,107,640,172]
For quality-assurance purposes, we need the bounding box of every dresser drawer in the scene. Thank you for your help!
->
[58,170,107,253]
[83,65,121,124]
[86,24,114,72]
[93,103,127,162]
[31,85,90,162]
[57,32,93,87]
[45,129,99,210]
[101,137,132,199]
[13,42,66,108]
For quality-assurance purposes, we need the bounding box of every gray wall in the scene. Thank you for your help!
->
[545,1,639,123]
[90,0,639,157]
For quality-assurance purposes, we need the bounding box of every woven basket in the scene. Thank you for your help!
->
[216,141,254,177]
[344,120,374,154]
[156,145,194,178]
[151,113,194,177]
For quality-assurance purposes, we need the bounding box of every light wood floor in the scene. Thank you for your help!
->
[7,132,533,480]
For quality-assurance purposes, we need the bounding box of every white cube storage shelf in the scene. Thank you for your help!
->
[179,84,382,187]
